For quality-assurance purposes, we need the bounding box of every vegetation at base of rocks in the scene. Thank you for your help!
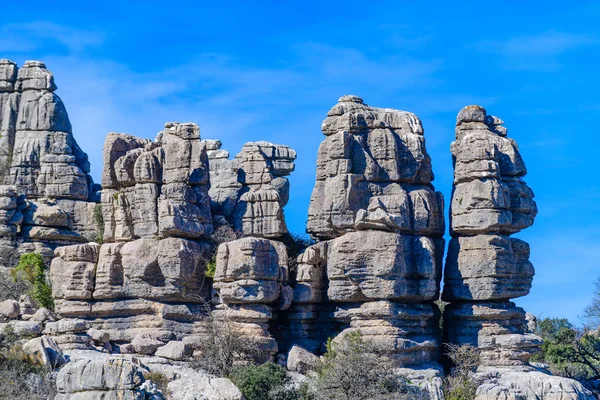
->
[93,203,104,244]
[11,253,54,310]
[442,344,481,400]
[230,362,301,400]
[191,305,265,377]
[306,332,428,400]
[0,265,30,302]
[584,277,600,328]
[144,371,169,395]
[0,326,57,400]
[532,317,600,382]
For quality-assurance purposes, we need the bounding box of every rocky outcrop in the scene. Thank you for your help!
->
[55,358,164,399]
[211,141,296,361]
[49,122,214,355]
[281,96,445,372]
[0,60,100,268]
[442,106,539,367]
[206,139,295,236]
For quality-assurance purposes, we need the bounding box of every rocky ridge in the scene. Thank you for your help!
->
[0,60,99,271]
[0,59,592,400]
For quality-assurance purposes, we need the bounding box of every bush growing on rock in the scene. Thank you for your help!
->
[443,344,480,400]
[191,306,265,377]
[306,332,427,400]
[230,362,300,400]
[0,326,56,400]
[533,317,600,383]
[11,253,54,310]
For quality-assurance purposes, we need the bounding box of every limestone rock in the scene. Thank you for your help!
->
[475,366,595,400]
[307,96,440,240]
[444,302,541,366]
[326,230,441,302]
[22,335,66,368]
[287,345,321,374]
[442,235,534,301]
[155,341,191,361]
[213,237,289,304]
[0,299,20,321]
[55,358,146,399]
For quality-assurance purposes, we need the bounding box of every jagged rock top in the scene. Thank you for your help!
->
[322,94,424,136]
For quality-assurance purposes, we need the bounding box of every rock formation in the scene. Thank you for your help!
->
[442,105,540,366]
[49,122,214,353]
[283,95,445,371]
[0,60,99,268]
[212,141,296,360]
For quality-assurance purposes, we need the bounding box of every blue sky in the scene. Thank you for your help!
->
[2,1,599,324]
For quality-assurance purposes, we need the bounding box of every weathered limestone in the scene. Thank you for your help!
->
[49,122,215,355]
[206,140,295,237]
[0,60,100,268]
[283,96,444,370]
[210,141,296,360]
[443,106,540,367]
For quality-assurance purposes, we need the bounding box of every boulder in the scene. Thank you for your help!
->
[287,345,320,374]
[0,299,20,321]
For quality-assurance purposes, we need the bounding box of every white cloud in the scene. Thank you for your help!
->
[475,31,597,71]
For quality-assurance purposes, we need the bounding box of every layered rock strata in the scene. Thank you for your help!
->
[211,141,295,360]
[442,106,540,366]
[50,123,214,354]
[0,60,99,267]
[285,95,445,367]
[206,139,296,236]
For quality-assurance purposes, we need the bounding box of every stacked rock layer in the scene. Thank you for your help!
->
[0,60,99,267]
[212,141,296,360]
[284,95,445,367]
[49,122,214,354]
[442,105,540,366]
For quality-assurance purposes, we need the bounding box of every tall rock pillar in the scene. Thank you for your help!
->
[286,95,445,369]
[212,141,296,360]
[443,105,540,366]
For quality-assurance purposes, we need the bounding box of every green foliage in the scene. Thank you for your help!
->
[93,203,105,243]
[230,362,300,400]
[11,253,54,310]
[443,344,480,400]
[435,299,447,330]
[309,332,423,400]
[533,317,600,381]
[0,326,56,400]
[205,254,217,278]
[145,371,169,395]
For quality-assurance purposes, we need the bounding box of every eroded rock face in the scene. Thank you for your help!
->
[206,140,296,238]
[307,95,441,240]
[0,60,99,267]
[281,96,444,369]
[443,105,539,367]
[49,123,215,354]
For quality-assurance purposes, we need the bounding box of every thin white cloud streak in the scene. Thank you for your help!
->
[475,31,598,71]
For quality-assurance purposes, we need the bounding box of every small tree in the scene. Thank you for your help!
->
[308,332,425,400]
[191,304,265,377]
[230,362,300,400]
[443,344,480,400]
[11,253,54,310]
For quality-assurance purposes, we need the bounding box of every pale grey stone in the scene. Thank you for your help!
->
[287,345,320,374]
[22,335,66,368]
[154,340,191,360]
[0,299,19,321]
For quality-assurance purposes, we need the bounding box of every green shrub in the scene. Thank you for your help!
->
[145,371,169,395]
[0,331,56,400]
[443,344,480,400]
[309,332,422,400]
[230,362,299,400]
[205,254,216,278]
[11,253,54,310]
